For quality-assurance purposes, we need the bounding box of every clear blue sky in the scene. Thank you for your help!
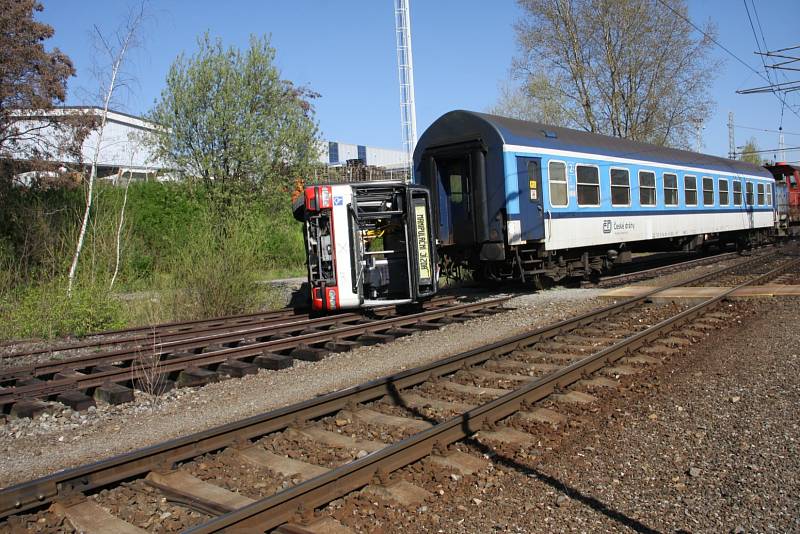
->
[38,0,800,162]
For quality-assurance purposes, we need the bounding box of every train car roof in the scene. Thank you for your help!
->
[416,110,772,179]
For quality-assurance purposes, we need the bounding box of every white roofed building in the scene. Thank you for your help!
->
[4,106,409,185]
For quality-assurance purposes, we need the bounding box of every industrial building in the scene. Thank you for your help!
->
[6,106,408,185]
[323,140,408,169]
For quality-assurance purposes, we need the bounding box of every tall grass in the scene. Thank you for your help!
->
[162,209,261,320]
[0,181,306,340]
[1,277,126,339]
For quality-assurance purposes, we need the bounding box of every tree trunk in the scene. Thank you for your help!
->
[66,13,139,297]
[110,169,132,290]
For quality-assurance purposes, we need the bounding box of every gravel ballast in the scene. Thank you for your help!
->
[0,288,607,488]
[2,257,795,533]
[331,296,798,533]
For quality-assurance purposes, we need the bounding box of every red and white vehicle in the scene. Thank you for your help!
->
[766,163,800,236]
[294,181,438,311]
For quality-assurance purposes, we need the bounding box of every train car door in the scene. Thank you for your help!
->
[440,156,476,247]
[516,156,545,241]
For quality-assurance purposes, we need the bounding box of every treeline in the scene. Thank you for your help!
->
[1,4,320,340]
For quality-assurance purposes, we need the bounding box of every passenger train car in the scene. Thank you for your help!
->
[294,110,779,309]
[415,111,777,285]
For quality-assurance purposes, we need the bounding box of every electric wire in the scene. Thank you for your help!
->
[653,0,800,121]
[734,124,800,136]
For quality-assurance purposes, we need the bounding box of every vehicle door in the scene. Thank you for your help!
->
[516,156,545,241]
[440,156,476,247]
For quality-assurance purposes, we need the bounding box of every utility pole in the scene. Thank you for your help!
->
[728,112,736,159]
[394,0,417,181]
[779,127,786,162]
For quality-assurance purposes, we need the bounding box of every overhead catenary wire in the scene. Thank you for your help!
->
[743,0,774,88]
[737,145,800,155]
[734,124,800,136]
[653,0,800,122]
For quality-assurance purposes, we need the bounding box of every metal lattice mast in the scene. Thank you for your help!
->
[728,112,736,159]
[394,0,417,181]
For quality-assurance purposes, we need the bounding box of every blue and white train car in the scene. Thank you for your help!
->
[415,110,776,283]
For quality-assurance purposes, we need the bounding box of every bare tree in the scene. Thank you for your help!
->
[67,3,145,296]
[489,76,567,125]
[109,130,144,290]
[510,0,719,148]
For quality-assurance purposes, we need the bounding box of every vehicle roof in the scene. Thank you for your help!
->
[416,110,772,179]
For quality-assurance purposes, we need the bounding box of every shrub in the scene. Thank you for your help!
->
[1,278,125,339]
[161,209,262,320]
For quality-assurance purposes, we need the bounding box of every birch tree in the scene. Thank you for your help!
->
[109,146,136,290]
[67,3,144,296]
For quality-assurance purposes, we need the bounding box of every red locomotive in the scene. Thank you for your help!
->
[765,163,800,236]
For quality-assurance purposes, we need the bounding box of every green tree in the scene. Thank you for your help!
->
[148,34,319,203]
[509,0,719,148]
[740,137,761,165]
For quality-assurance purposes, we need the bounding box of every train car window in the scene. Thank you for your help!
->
[449,174,464,204]
[639,171,656,206]
[548,161,568,207]
[791,175,798,187]
[757,183,765,205]
[702,177,714,206]
[767,184,773,206]
[746,181,754,205]
[576,165,600,206]
[610,168,630,206]
[719,179,729,205]
[663,173,678,206]
[733,180,742,205]
[684,175,697,206]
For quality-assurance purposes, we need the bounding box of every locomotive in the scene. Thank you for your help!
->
[765,162,800,237]
[295,110,791,311]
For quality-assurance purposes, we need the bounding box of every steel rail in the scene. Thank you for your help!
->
[1,296,457,362]
[0,253,779,520]
[190,257,800,533]
[1,308,302,358]
[595,251,740,286]
[0,297,458,382]
[0,298,506,408]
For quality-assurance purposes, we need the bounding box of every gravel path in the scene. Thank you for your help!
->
[0,288,607,488]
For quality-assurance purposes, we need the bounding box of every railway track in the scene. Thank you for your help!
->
[591,250,744,288]
[686,251,792,287]
[1,251,795,533]
[0,297,459,362]
[0,297,506,416]
[0,306,306,357]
